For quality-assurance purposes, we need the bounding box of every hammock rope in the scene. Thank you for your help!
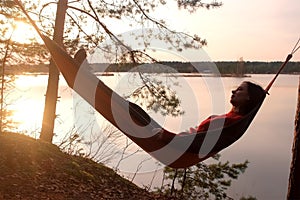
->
[265,36,300,93]
[291,36,300,55]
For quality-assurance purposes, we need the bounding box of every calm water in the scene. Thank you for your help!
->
[9,73,299,199]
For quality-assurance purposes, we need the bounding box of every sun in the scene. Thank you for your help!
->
[11,21,37,44]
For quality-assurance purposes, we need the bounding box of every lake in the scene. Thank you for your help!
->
[8,73,299,199]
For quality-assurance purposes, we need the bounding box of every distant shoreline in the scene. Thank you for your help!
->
[4,61,300,75]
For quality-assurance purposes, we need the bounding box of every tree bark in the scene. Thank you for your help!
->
[287,77,300,199]
[40,0,68,142]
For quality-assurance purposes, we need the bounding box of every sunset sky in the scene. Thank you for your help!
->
[12,0,300,62]
[154,0,300,61]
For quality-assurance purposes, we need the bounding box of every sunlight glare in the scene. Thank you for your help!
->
[9,75,47,134]
[11,22,37,44]
[11,99,44,134]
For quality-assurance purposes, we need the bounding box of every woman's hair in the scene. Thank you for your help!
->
[242,81,266,114]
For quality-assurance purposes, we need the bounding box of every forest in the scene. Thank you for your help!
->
[90,61,300,75]
[5,60,300,76]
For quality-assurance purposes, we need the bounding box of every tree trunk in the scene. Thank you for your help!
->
[40,0,68,142]
[287,77,300,199]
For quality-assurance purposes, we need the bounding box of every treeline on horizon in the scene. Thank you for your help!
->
[97,61,300,74]
[7,61,300,75]
[215,61,300,74]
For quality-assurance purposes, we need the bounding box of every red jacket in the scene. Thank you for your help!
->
[189,111,243,133]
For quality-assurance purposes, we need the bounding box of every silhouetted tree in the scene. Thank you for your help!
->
[40,0,68,142]
[157,155,249,199]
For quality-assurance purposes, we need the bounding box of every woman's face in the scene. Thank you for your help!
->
[230,82,250,107]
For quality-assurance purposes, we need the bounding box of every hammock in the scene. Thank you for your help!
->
[40,35,292,168]
[14,0,298,168]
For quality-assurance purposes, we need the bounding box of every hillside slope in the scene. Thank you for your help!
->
[0,132,168,200]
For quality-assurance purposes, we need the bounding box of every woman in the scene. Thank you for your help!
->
[154,81,266,137]
[188,81,266,133]
[150,81,266,167]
